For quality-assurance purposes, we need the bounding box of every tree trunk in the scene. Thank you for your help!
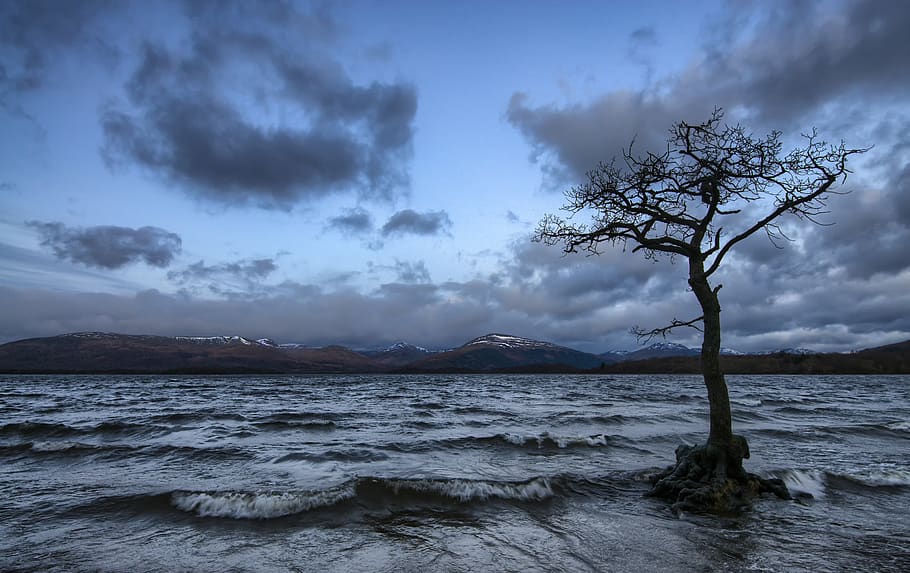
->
[645,257,789,512]
[687,261,732,448]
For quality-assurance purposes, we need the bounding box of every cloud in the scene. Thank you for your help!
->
[167,258,277,287]
[368,259,432,284]
[327,207,374,234]
[381,209,452,237]
[508,0,910,183]
[26,221,181,269]
[627,25,657,59]
[0,0,116,94]
[100,3,417,209]
[706,0,910,126]
[4,244,906,354]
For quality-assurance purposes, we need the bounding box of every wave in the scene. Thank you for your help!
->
[0,440,250,461]
[0,420,163,439]
[885,420,910,432]
[779,469,827,499]
[273,448,389,463]
[253,412,349,424]
[384,432,615,453]
[830,468,910,489]
[149,412,249,424]
[775,467,910,499]
[410,401,447,410]
[731,410,771,422]
[451,406,515,417]
[753,421,909,441]
[172,486,357,519]
[402,420,448,429]
[819,423,910,439]
[251,420,337,431]
[170,476,559,519]
[551,414,632,425]
[773,405,845,416]
[495,432,610,449]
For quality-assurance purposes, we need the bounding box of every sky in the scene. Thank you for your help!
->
[1,0,909,353]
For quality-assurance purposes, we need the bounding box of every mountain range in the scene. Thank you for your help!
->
[0,331,907,374]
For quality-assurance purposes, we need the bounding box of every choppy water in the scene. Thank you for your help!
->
[1,374,908,572]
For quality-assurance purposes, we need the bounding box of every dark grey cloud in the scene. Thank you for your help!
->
[367,259,432,284]
[708,0,910,126]
[894,163,910,222]
[327,207,374,234]
[167,258,277,286]
[394,260,431,284]
[506,91,705,185]
[802,184,910,279]
[381,209,452,238]
[27,221,181,269]
[508,0,910,183]
[0,0,115,94]
[101,3,417,209]
[386,260,432,284]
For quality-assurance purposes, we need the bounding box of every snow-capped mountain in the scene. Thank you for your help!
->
[408,333,603,371]
[600,342,698,362]
[361,342,437,367]
[600,342,748,362]
[174,335,259,346]
[759,347,817,355]
[464,333,560,350]
[384,341,433,353]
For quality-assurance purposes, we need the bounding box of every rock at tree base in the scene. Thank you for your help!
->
[647,435,790,514]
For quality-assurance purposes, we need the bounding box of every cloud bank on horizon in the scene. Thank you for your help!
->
[1,0,908,353]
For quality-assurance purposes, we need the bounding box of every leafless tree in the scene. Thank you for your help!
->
[535,109,866,512]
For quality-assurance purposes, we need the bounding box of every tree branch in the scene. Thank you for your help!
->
[632,315,705,343]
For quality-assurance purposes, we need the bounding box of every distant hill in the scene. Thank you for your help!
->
[0,331,907,374]
[599,341,910,375]
[402,333,604,372]
[360,342,437,367]
[0,332,380,374]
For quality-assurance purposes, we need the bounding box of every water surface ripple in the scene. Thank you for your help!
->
[1,374,908,572]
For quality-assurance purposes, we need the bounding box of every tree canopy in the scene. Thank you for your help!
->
[536,109,865,278]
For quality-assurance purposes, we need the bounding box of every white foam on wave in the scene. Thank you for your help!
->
[30,441,92,452]
[393,477,554,502]
[885,421,910,432]
[848,468,910,487]
[780,469,826,499]
[499,432,608,448]
[502,433,527,446]
[172,486,355,519]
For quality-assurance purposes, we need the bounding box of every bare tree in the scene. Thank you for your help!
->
[535,109,866,512]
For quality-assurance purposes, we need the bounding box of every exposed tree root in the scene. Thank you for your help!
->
[647,435,790,514]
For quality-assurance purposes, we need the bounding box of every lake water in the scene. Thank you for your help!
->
[1,374,908,572]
